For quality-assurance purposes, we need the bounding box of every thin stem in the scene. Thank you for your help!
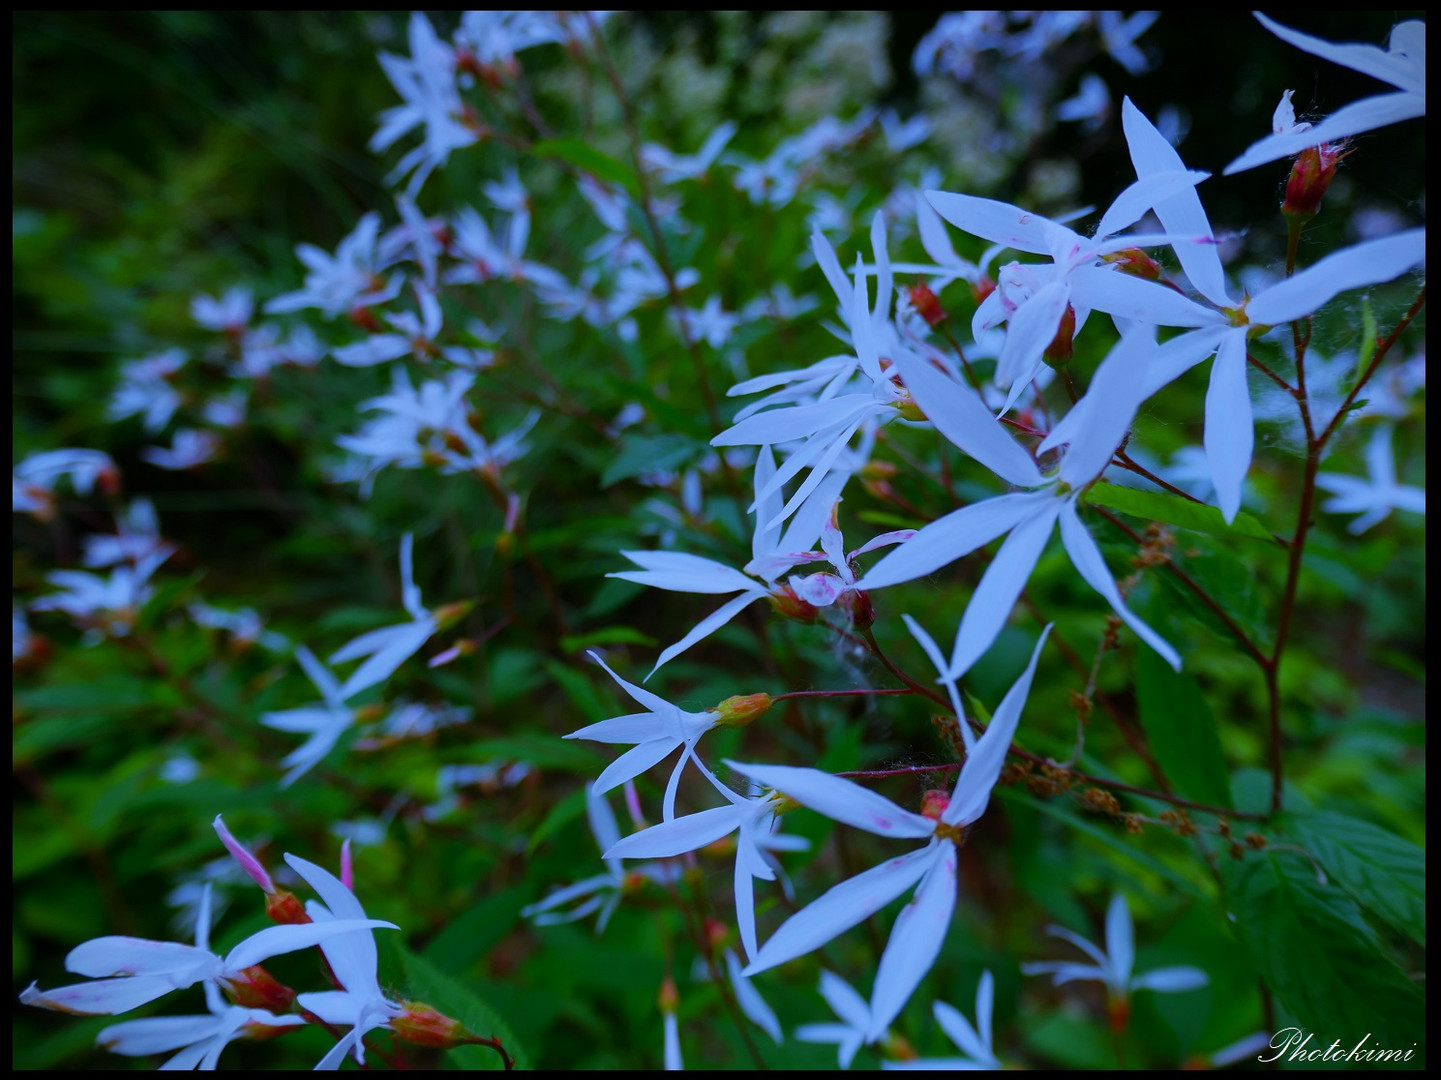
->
[1111,450,1204,505]
[936,320,982,392]
[1317,285,1426,448]
[773,687,915,702]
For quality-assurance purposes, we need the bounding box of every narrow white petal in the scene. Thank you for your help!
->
[1248,230,1426,327]
[868,847,959,1039]
[860,492,1050,591]
[1203,332,1254,523]
[1058,502,1181,670]
[647,590,768,678]
[725,761,934,838]
[745,845,939,975]
[605,805,739,860]
[1131,965,1210,994]
[1106,893,1135,989]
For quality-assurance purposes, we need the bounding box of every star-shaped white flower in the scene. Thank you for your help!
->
[1315,424,1425,533]
[731,627,1050,1039]
[882,971,999,1071]
[1022,893,1208,1001]
[795,970,883,1068]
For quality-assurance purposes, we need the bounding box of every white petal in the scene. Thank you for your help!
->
[1058,502,1181,670]
[947,501,1060,680]
[1248,230,1426,327]
[23,976,179,1015]
[925,192,1055,254]
[933,999,989,1064]
[66,938,208,979]
[223,918,396,974]
[98,1014,223,1056]
[725,950,783,1043]
[1203,331,1253,524]
[604,805,740,860]
[946,625,1051,825]
[868,846,958,1039]
[647,590,769,678]
[860,492,1051,591]
[890,350,1042,487]
[1130,966,1209,993]
[1106,893,1135,989]
[744,845,939,975]
[725,761,934,839]
[593,739,680,796]
[610,550,758,595]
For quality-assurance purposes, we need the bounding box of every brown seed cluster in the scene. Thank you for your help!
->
[1158,809,1198,836]
[1080,787,1122,815]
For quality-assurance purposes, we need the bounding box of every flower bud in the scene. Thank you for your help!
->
[433,600,476,631]
[883,1032,918,1061]
[908,282,947,327]
[703,917,729,955]
[392,1001,480,1050]
[838,587,875,631]
[1281,141,1348,221]
[658,976,680,1016]
[1099,247,1163,281]
[971,276,996,305]
[710,692,772,728]
[348,306,382,334]
[264,888,312,926]
[1107,994,1131,1034]
[768,582,818,623]
[222,965,296,1013]
[1042,304,1077,369]
[919,789,951,821]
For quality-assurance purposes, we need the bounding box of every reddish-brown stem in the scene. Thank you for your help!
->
[773,687,915,702]
[936,320,983,392]
[1317,285,1426,449]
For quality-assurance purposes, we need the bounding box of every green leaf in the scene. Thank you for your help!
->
[526,785,590,855]
[1285,810,1425,946]
[1134,602,1232,809]
[1083,481,1278,544]
[385,938,529,1070]
[531,138,638,194]
[1154,545,1274,653]
[601,432,704,487]
[1222,851,1423,1050]
[560,626,659,653]
[422,885,530,975]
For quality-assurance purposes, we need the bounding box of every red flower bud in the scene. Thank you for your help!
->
[222,965,296,1013]
[1042,304,1077,368]
[392,1001,480,1050]
[1282,141,1348,221]
[908,282,947,327]
[1099,247,1163,281]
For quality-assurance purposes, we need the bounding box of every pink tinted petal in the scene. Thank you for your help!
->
[1058,502,1181,670]
[947,501,1059,680]
[744,844,939,975]
[925,191,1055,254]
[725,761,934,839]
[1248,230,1426,326]
[792,572,844,607]
[22,976,179,1015]
[212,815,274,893]
[1203,332,1253,524]
[860,492,1050,591]
[868,846,958,1039]
[849,529,915,558]
[891,351,1042,487]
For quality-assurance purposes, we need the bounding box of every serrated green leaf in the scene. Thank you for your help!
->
[1135,601,1232,809]
[1284,810,1425,946]
[532,138,638,194]
[1222,851,1423,1050]
[1084,481,1278,544]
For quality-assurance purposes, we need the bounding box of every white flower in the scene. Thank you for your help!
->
[1022,893,1208,1000]
[327,533,442,699]
[20,882,394,1017]
[94,890,303,1070]
[289,851,406,1070]
[522,783,682,931]
[564,652,725,820]
[731,627,1051,1039]
[140,429,221,471]
[795,970,882,1068]
[724,949,783,1044]
[858,334,1181,678]
[191,287,254,333]
[260,645,358,786]
[1226,17,1426,175]
[882,971,999,1070]
[1315,424,1425,533]
[31,549,170,639]
[605,757,808,961]
[641,121,738,184]
[13,448,116,516]
[81,498,174,569]
[265,213,400,319]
